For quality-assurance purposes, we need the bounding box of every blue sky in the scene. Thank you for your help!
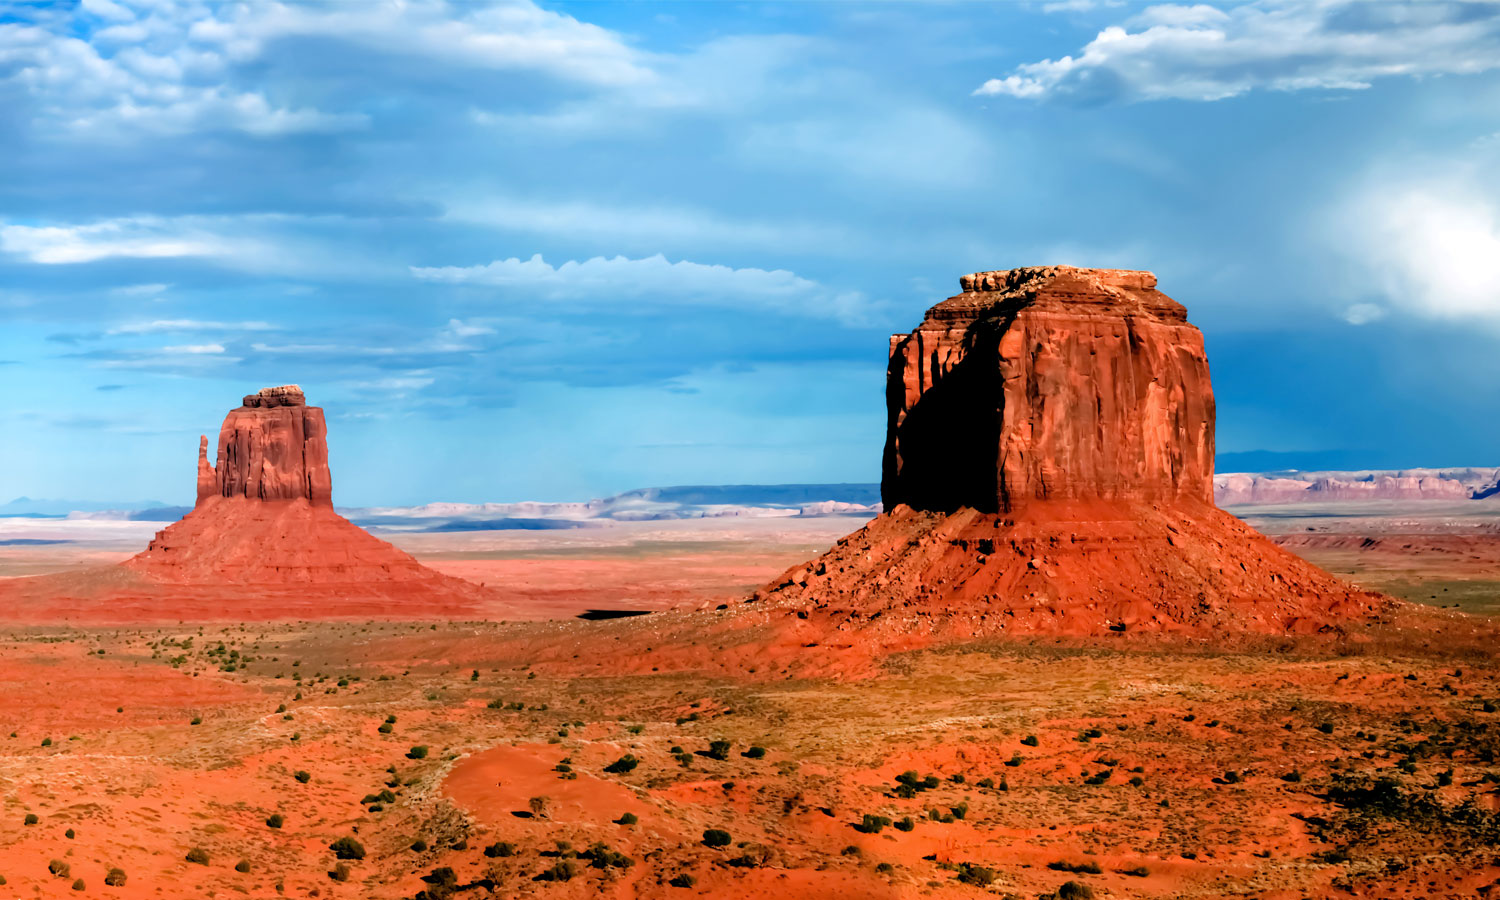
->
[3,0,1500,506]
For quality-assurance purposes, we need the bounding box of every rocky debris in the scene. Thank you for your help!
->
[883,266,1212,514]
[762,267,1386,637]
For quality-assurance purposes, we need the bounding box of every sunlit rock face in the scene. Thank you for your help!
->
[882,267,1214,514]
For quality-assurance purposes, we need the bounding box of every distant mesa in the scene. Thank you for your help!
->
[756,266,1386,637]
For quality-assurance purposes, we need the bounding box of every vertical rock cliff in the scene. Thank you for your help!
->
[883,267,1214,513]
[197,385,333,505]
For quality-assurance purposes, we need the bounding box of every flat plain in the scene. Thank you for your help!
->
[0,509,1497,899]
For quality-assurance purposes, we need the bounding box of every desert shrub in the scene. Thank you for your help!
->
[954,863,996,886]
[235,859,251,873]
[65,828,75,839]
[949,773,966,784]
[1282,770,1303,783]
[1005,754,1023,767]
[1058,881,1094,900]
[603,754,639,774]
[951,802,969,820]
[423,867,457,886]
[1317,722,1335,734]
[378,723,393,734]
[876,862,895,874]
[329,837,366,860]
[330,863,350,882]
[702,829,731,848]
[528,796,549,817]
[191,716,202,725]
[536,861,576,882]
[856,813,892,834]
[669,874,696,888]
[616,813,638,826]
[580,842,633,869]
[1120,865,1150,877]
[977,777,995,788]
[1049,860,1103,875]
[894,816,915,832]
[707,740,731,761]
[71,878,85,891]
[744,746,767,759]
[483,841,514,858]
[1022,735,1039,746]
[104,868,126,886]
[266,813,284,828]
[23,814,38,825]
[407,745,429,759]
[410,839,428,852]
[42,737,52,747]
[50,859,71,877]
[729,843,774,868]
[185,848,209,865]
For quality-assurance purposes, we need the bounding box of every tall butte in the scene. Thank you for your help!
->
[758,267,1384,636]
[117,385,493,606]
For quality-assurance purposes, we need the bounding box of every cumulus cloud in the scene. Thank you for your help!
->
[108,320,276,335]
[1350,187,1500,322]
[410,253,872,322]
[975,0,1500,103]
[0,0,649,139]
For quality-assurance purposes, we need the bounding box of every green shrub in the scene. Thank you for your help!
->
[185,848,209,865]
[190,716,202,725]
[235,860,251,873]
[65,828,75,839]
[669,874,696,888]
[603,754,639,774]
[104,868,126,886]
[894,816,915,832]
[1022,735,1039,746]
[707,740,731,761]
[703,829,731,848]
[407,746,429,760]
[1121,865,1150,877]
[329,837,366,860]
[330,863,350,882]
[744,746,767,759]
[378,723,393,734]
[23,814,38,826]
[616,813,638,825]
[537,861,576,882]
[1059,881,1094,899]
[49,859,71,877]
[266,814,284,829]
[856,813,892,834]
[71,878,85,891]
[294,771,311,783]
[483,841,514,858]
[1049,860,1103,875]
[410,839,428,852]
[954,863,996,886]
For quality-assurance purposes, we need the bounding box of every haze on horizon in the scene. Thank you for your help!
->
[3,0,1500,507]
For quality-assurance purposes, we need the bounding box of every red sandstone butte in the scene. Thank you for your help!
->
[0,386,499,623]
[127,385,472,588]
[757,267,1386,636]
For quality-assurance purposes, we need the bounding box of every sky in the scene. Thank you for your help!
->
[3,0,1500,507]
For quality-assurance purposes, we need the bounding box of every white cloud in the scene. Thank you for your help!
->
[1,0,649,140]
[976,0,1500,102]
[443,319,496,338]
[108,319,276,335]
[111,283,171,297]
[1342,302,1386,325]
[1346,186,1500,323]
[162,343,225,354]
[0,218,225,264]
[411,253,872,322]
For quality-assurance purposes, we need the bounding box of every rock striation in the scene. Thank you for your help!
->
[884,267,1213,513]
[757,267,1385,637]
[197,385,333,505]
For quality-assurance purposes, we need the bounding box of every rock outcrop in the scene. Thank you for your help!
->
[884,267,1213,513]
[196,385,333,505]
[756,267,1385,637]
[122,386,495,599]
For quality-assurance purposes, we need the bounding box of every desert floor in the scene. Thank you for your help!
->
[0,509,1497,899]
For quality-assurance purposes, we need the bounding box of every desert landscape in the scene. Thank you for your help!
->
[0,267,1496,900]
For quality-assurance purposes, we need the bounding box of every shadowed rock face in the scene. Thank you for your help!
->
[196,384,333,505]
[882,267,1214,513]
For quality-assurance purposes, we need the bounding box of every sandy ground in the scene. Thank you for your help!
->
[0,505,1496,898]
